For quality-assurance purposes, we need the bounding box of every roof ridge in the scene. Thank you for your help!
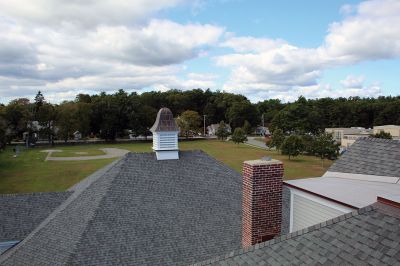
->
[0,156,127,264]
[65,158,128,265]
[189,149,242,184]
[67,154,128,192]
[191,205,376,266]
[0,191,69,197]
[358,137,399,143]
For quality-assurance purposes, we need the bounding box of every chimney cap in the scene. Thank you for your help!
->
[150,107,179,132]
[244,158,282,166]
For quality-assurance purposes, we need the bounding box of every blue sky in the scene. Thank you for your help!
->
[0,0,399,103]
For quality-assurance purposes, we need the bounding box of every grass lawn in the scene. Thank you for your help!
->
[0,140,333,194]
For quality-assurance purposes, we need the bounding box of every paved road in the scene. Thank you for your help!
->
[245,137,267,149]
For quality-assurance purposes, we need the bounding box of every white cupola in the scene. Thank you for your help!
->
[150,107,179,160]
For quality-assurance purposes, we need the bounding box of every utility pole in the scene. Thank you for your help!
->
[203,115,207,136]
[261,113,264,127]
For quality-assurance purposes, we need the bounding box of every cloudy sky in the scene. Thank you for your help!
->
[0,0,399,103]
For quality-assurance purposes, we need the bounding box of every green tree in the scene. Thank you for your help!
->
[0,109,6,150]
[256,99,283,126]
[137,105,158,140]
[176,110,201,139]
[75,102,92,137]
[313,133,339,166]
[301,134,316,155]
[243,120,252,135]
[4,99,31,141]
[226,100,258,129]
[231,127,247,145]
[281,135,304,160]
[36,103,57,145]
[270,128,285,151]
[56,102,78,142]
[215,121,230,140]
[33,91,45,119]
[373,131,392,139]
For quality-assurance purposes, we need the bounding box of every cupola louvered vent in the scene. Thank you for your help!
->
[150,108,179,160]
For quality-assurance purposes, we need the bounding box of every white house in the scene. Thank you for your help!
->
[207,123,231,136]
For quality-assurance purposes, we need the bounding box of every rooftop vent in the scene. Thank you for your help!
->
[150,108,179,160]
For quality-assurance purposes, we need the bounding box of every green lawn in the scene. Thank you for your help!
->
[0,140,333,194]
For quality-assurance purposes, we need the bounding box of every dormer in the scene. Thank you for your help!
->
[150,108,179,160]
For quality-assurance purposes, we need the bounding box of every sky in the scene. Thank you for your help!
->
[0,0,399,104]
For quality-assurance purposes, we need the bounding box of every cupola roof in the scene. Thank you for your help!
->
[150,107,179,132]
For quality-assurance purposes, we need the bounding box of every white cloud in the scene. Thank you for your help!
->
[241,83,382,103]
[0,0,398,103]
[221,36,287,53]
[0,0,184,28]
[0,1,223,103]
[217,0,399,100]
[323,0,400,62]
[340,75,365,89]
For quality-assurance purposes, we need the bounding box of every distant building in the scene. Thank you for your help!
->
[255,126,270,136]
[325,127,372,147]
[373,125,400,139]
[73,131,82,141]
[340,133,371,148]
[207,123,231,136]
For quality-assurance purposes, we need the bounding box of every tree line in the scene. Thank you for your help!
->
[0,88,399,149]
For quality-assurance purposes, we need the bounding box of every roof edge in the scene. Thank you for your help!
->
[323,171,400,183]
[283,182,358,209]
[0,156,127,263]
[0,191,70,198]
[191,204,376,266]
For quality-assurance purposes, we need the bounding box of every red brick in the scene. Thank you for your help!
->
[242,160,283,248]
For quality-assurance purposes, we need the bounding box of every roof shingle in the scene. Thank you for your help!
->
[0,151,242,265]
[328,138,400,177]
[0,192,71,242]
[196,203,400,266]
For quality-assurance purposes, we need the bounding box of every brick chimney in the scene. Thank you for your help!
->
[242,158,283,248]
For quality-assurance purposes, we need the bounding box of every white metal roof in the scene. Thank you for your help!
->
[284,175,400,208]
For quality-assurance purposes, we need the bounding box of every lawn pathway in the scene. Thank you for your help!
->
[42,148,129,161]
[245,137,267,149]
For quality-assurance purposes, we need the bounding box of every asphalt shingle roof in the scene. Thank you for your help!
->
[0,150,242,265]
[0,192,72,242]
[328,138,400,177]
[195,202,400,266]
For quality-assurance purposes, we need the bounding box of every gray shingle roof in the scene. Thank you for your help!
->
[195,202,400,266]
[0,150,242,265]
[329,138,400,177]
[0,192,71,242]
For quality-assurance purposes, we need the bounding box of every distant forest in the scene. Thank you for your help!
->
[0,89,399,143]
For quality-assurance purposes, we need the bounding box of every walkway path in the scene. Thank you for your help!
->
[41,148,130,161]
[245,137,267,149]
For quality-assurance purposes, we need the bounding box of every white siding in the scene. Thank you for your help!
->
[290,188,354,232]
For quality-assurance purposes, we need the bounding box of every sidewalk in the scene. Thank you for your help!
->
[245,137,267,149]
